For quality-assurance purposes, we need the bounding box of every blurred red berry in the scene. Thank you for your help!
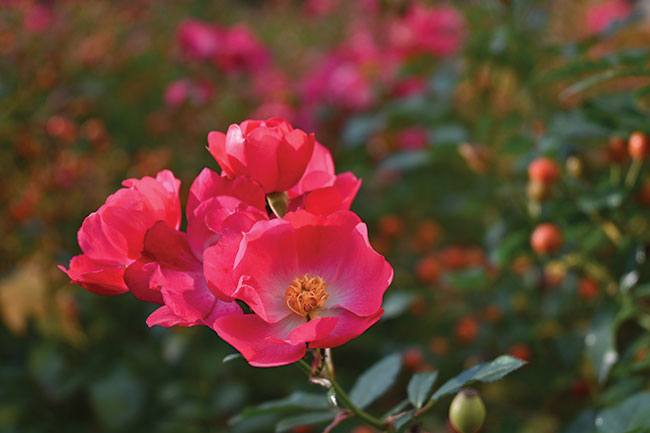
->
[509,343,532,362]
[629,131,649,160]
[378,214,404,237]
[578,277,599,300]
[46,115,78,144]
[403,347,425,371]
[416,256,442,284]
[413,219,442,252]
[429,336,450,356]
[531,223,563,255]
[607,136,628,163]
[528,157,559,184]
[484,304,502,323]
[455,316,479,344]
[569,380,591,399]
[291,426,313,433]
[409,296,428,316]
[440,246,467,270]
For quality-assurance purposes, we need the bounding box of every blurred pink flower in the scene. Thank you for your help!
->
[397,127,428,150]
[216,25,270,75]
[586,0,633,35]
[164,79,214,107]
[303,0,338,17]
[24,3,52,33]
[300,29,388,111]
[388,4,465,58]
[177,19,222,60]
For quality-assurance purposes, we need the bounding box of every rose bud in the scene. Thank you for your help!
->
[449,388,486,433]
[530,223,563,255]
[208,118,315,194]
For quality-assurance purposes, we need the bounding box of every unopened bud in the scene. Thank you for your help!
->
[449,388,486,433]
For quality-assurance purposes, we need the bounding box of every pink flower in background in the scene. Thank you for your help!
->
[164,79,214,107]
[210,210,393,366]
[59,170,181,303]
[216,25,270,75]
[396,127,428,150]
[389,4,465,58]
[586,0,633,35]
[301,37,377,111]
[24,3,52,33]
[207,118,315,193]
[177,19,222,60]
[303,0,338,18]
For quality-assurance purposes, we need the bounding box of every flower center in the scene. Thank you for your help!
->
[285,274,329,317]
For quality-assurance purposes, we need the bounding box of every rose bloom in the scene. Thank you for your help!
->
[208,118,315,194]
[287,142,361,215]
[127,169,266,328]
[206,210,393,366]
[59,170,181,303]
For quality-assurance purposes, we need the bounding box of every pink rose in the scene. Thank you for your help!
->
[207,118,315,193]
[288,142,361,215]
[127,169,266,328]
[177,19,222,60]
[59,170,181,303]
[208,210,393,367]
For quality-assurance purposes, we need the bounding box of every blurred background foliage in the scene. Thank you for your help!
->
[1,0,650,432]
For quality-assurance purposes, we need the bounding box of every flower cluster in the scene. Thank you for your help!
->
[60,118,393,367]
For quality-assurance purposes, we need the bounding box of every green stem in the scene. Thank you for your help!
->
[296,359,388,431]
[329,378,388,431]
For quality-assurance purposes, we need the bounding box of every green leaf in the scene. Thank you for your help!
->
[430,355,526,402]
[90,367,144,430]
[561,68,650,100]
[381,292,415,320]
[238,392,329,419]
[349,353,402,409]
[407,371,439,409]
[585,310,618,384]
[596,392,650,433]
[275,411,336,433]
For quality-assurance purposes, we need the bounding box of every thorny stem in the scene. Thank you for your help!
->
[296,356,389,431]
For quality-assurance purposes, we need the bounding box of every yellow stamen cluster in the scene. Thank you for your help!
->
[285,274,329,317]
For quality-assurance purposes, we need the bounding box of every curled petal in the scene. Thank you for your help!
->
[213,313,307,367]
